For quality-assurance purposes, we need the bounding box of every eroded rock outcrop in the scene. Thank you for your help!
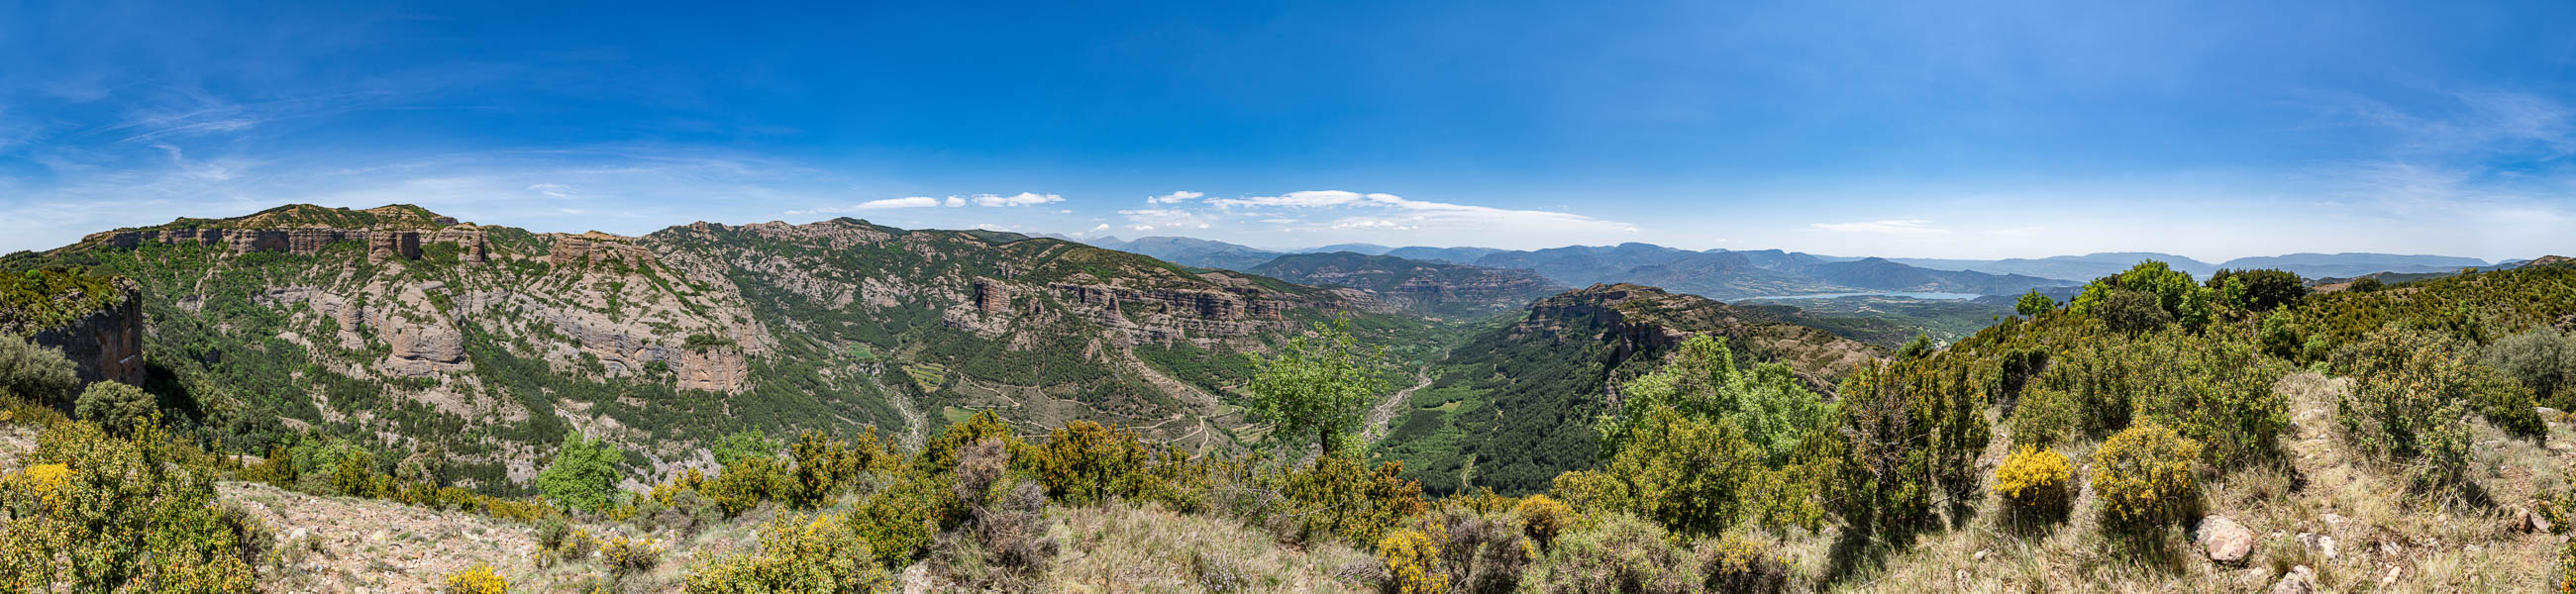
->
[19,278,146,387]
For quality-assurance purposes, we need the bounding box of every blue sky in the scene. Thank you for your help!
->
[2,0,2572,260]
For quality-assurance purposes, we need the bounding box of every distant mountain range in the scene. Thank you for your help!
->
[1040,233,2523,302]
[1246,252,1565,317]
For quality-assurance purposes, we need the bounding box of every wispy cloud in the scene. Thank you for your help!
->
[789,196,943,214]
[970,192,1063,207]
[528,183,576,198]
[1146,190,1202,204]
[1809,219,1949,235]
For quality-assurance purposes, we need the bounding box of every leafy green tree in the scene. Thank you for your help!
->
[2208,268,2308,312]
[537,433,625,512]
[1598,336,1833,464]
[2095,289,2173,335]
[1896,333,1936,360]
[73,381,155,436]
[2070,260,2212,329]
[2014,290,2057,317]
[0,334,79,407]
[1247,318,1389,458]
[2486,327,2576,407]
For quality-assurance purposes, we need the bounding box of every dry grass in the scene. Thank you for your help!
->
[1803,371,2566,593]
[1050,501,1373,593]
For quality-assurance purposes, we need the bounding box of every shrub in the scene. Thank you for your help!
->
[1576,406,1818,537]
[2092,423,2202,536]
[2209,268,2309,312]
[1520,513,1697,594]
[0,420,258,591]
[2097,289,2174,334]
[2007,387,2080,448]
[601,536,664,578]
[1430,508,1534,594]
[2015,290,2057,317]
[72,381,155,436]
[2487,327,2576,408]
[446,564,510,594]
[1829,357,1987,533]
[681,514,894,593]
[1276,453,1428,545]
[1026,420,1148,504]
[709,430,779,466]
[1378,528,1451,594]
[0,334,79,407]
[2071,260,2212,329]
[786,430,890,508]
[1513,494,1573,550]
[536,433,624,512]
[1699,536,1790,594]
[332,449,380,497]
[2334,326,2511,486]
[1994,446,2074,521]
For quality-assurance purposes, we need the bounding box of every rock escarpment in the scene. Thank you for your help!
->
[15,278,147,387]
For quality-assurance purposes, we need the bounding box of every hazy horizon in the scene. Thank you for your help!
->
[4,1,2572,260]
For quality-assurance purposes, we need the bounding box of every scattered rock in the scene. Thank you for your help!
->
[2198,516,2255,564]
[2297,533,2337,559]
[2379,564,2402,587]
[2516,506,2554,534]
[2270,565,2318,594]
[2378,541,2402,556]
[1973,548,1990,562]
[2322,513,2347,527]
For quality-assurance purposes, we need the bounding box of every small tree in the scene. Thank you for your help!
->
[2014,290,2057,317]
[73,381,155,436]
[1247,318,1389,459]
[538,433,624,512]
[0,335,80,407]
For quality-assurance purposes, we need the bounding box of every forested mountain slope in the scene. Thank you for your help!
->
[0,204,1438,494]
[1373,283,1884,495]
[1247,251,1565,317]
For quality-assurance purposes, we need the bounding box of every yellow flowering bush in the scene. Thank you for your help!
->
[1993,446,2074,520]
[1513,494,1573,549]
[682,514,893,593]
[445,564,510,594]
[2091,423,2203,536]
[1377,528,1450,594]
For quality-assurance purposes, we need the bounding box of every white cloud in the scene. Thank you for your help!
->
[943,196,966,208]
[1118,208,1215,230]
[975,223,1011,232]
[971,192,1064,207]
[788,196,942,214]
[527,183,576,198]
[1809,219,1950,235]
[1147,190,1203,204]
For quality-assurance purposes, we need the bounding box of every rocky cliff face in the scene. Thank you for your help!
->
[21,278,146,387]
[83,226,488,264]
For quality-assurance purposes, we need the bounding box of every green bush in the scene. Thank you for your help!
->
[72,381,156,436]
[536,433,624,512]
[2487,327,2576,408]
[1568,405,1820,537]
[706,455,790,517]
[2092,423,2202,537]
[2070,260,2213,330]
[0,334,79,408]
[1024,420,1147,504]
[2334,326,2532,487]
[2008,387,2080,448]
[1828,356,1987,533]
[2096,289,2174,335]
[0,420,258,591]
[2209,268,2309,312]
[681,514,895,593]
[1520,513,1697,594]
[1275,453,1427,545]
